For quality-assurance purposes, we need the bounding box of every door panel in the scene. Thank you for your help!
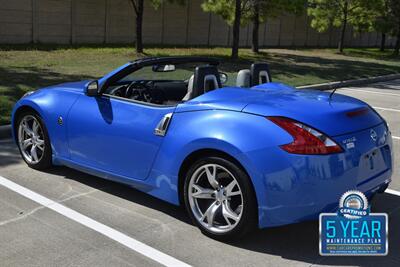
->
[67,95,175,180]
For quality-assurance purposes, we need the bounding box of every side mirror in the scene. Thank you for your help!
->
[85,80,99,97]
[219,72,228,84]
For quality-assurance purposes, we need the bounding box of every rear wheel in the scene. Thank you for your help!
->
[16,111,52,170]
[183,156,257,240]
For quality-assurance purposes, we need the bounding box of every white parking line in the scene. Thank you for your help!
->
[343,88,400,96]
[386,189,400,197]
[0,176,190,267]
[393,136,400,140]
[372,106,400,113]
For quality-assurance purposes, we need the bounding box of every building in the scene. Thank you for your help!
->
[0,0,397,47]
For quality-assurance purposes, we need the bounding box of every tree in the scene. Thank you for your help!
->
[251,1,260,53]
[129,0,184,54]
[202,0,245,59]
[388,0,400,56]
[203,1,305,56]
[372,0,392,51]
[232,0,242,59]
[248,0,305,53]
[129,0,144,53]
[307,0,375,53]
[368,0,400,55]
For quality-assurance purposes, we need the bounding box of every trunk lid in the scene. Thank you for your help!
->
[242,86,383,136]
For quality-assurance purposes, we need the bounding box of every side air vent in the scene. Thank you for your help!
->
[154,113,173,137]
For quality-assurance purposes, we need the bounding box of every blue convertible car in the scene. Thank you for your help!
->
[12,56,393,240]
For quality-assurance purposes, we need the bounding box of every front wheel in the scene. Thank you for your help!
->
[16,111,52,170]
[183,156,257,240]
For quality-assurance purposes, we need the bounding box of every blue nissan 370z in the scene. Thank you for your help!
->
[12,56,393,240]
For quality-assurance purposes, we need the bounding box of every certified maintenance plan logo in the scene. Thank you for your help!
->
[319,190,388,256]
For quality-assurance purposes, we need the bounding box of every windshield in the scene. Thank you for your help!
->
[120,62,203,82]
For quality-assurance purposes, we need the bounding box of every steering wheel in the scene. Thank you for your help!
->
[108,84,127,97]
[125,81,153,103]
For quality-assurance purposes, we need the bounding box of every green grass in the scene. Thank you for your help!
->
[0,45,399,125]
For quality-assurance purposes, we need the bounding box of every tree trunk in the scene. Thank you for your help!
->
[251,0,260,53]
[338,1,348,53]
[380,33,386,52]
[135,0,144,54]
[231,0,241,59]
[394,21,400,56]
[338,21,347,53]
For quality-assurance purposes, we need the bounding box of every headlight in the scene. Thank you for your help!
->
[21,91,34,98]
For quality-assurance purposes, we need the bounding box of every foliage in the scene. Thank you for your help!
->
[307,0,380,52]
[372,0,400,35]
[202,0,305,26]
[130,0,185,14]
[202,0,306,55]
[245,0,305,23]
[201,0,243,26]
[307,0,377,33]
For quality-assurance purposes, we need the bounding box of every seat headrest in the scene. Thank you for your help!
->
[191,65,222,99]
[236,69,251,88]
[250,63,272,86]
[182,75,194,101]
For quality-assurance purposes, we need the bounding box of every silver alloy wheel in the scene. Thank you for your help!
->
[18,115,45,164]
[188,163,243,233]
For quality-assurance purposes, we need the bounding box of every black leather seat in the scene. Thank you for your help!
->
[250,63,272,86]
[183,65,222,100]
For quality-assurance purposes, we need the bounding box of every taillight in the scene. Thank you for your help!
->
[267,117,343,155]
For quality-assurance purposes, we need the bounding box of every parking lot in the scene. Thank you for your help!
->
[0,79,399,267]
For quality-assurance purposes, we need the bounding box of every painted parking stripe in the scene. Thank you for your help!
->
[372,107,400,113]
[386,189,400,197]
[393,136,400,140]
[0,176,191,267]
[343,88,400,96]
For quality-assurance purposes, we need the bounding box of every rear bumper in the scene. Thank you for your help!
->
[245,123,393,229]
[260,169,391,229]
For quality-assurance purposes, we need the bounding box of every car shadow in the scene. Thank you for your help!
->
[0,139,22,167]
[44,165,400,266]
[45,166,191,224]
[231,193,400,266]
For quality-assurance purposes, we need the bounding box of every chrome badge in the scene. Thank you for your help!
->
[342,136,356,149]
[370,129,378,142]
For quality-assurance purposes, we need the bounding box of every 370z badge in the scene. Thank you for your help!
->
[319,190,388,256]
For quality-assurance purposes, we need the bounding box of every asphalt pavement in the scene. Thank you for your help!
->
[0,79,399,267]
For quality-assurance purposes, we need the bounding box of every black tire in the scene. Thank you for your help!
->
[16,110,52,170]
[183,156,257,241]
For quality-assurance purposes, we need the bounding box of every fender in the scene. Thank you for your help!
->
[145,109,293,224]
[12,88,81,161]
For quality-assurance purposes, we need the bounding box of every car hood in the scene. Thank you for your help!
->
[176,83,382,136]
[43,80,90,93]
